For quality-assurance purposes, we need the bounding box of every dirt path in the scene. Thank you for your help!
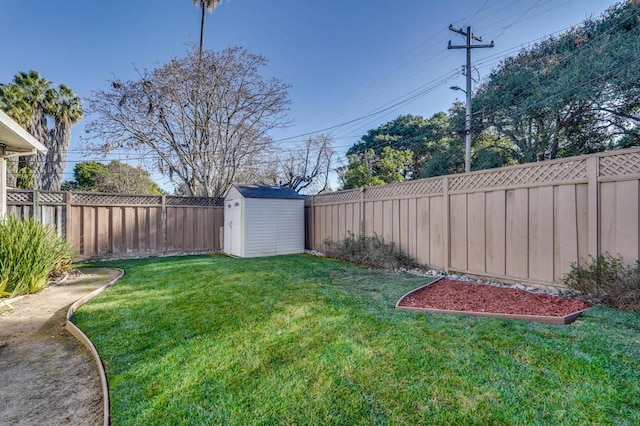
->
[0,268,121,426]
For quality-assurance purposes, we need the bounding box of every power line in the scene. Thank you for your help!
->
[277,0,589,141]
[277,3,597,149]
[272,68,461,143]
[48,2,632,185]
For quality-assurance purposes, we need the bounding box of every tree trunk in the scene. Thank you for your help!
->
[5,157,18,187]
[199,2,206,59]
[43,121,71,191]
[24,114,49,190]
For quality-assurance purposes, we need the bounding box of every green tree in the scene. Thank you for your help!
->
[474,1,640,162]
[340,147,413,190]
[347,113,453,178]
[12,165,34,189]
[70,161,108,189]
[377,146,413,183]
[471,132,519,171]
[67,161,164,195]
[420,137,464,178]
[0,71,53,188]
[0,71,83,190]
[193,0,221,59]
[44,85,84,191]
[341,149,384,189]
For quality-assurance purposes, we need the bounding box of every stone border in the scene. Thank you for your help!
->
[65,268,125,426]
[395,278,590,325]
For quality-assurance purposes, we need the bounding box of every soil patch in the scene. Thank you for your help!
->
[397,279,591,323]
[0,267,121,426]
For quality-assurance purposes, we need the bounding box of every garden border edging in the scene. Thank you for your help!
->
[395,278,590,325]
[65,268,125,426]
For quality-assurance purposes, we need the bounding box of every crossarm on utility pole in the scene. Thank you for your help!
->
[447,25,494,173]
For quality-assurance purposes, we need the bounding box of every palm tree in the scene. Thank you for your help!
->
[0,83,33,128]
[44,84,83,191]
[0,71,82,190]
[3,71,56,189]
[193,0,221,59]
[0,83,32,187]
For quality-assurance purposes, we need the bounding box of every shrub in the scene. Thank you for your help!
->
[0,216,73,297]
[323,231,417,270]
[564,254,640,311]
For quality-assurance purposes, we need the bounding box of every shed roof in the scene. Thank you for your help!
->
[231,184,304,200]
[0,110,47,155]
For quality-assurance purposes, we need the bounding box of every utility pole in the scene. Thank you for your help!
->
[448,25,494,173]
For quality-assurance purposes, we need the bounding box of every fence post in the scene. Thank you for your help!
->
[309,196,315,250]
[586,156,599,261]
[33,190,40,221]
[65,191,72,246]
[360,186,365,236]
[161,195,167,254]
[442,176,450,273]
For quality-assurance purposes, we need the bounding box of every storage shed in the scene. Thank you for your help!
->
[223,184,305,258]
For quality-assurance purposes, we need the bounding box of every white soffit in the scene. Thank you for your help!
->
[0,110,47,155]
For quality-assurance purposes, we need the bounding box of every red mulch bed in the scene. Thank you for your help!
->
[398,279,591,317]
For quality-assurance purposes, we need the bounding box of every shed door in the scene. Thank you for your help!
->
[226,198,242,257]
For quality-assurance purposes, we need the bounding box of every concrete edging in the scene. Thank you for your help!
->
[395,278,590,325]
[65,268,125,426]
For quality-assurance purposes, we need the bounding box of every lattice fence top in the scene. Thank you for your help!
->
[6,190,33,204]
[39,192,66,204]
[309,189,361,205]
[8,190,66,205]
[166,196,223,207]
[7,190,224,207]
[599,151,640,178]
[449,159,587,192]
[72,193,163,205]
[364,178,443,200]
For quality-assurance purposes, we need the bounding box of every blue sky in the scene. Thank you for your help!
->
[1,0,617,190]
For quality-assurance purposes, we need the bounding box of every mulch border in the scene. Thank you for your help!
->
[395,278,591,325]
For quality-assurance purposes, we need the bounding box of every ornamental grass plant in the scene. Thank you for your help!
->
[323,231,417,270]
[0,216,72,297]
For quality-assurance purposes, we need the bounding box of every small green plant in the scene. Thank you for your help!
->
[323,231,417,270]
[564,254,640,311]
[0,216,73,296]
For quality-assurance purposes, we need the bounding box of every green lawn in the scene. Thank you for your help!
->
[74,255,640,425]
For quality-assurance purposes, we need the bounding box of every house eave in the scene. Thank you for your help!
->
[0,110,47,157]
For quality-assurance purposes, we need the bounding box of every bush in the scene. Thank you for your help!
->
[564,254,640,311]
[0,216,73,297]
[323,232,417,270]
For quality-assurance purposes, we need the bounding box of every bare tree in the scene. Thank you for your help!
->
[274,134,335,194]
[85,47,290,198]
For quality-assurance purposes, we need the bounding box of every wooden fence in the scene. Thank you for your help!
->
[7,190,224,260]
[305,148,640,288]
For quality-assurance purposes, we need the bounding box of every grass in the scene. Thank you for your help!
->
[74,255,640,425]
